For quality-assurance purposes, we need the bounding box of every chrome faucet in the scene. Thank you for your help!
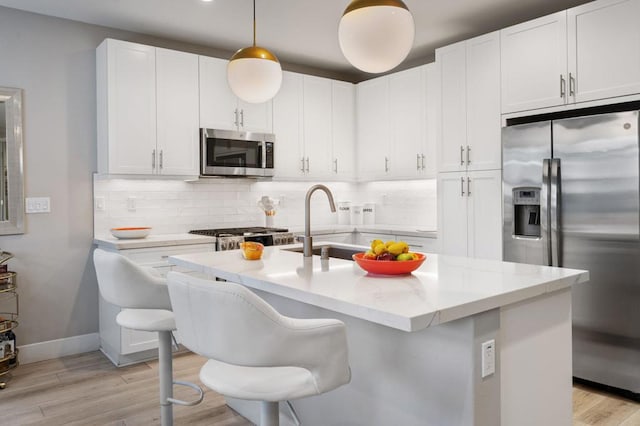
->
[300,184,336,257]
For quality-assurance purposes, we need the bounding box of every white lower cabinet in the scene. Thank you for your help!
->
[438,170,502,260]
[355,232,439,253]
[97,243,215,366]
[312,233,354,244]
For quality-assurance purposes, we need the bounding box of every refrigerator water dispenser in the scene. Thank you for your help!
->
[513,187,540,238]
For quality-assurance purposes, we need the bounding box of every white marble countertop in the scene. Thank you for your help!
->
[169,243,588,332]
[93,233,216,250]
[93,225,437,251]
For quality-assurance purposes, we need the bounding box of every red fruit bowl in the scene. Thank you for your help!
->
[352,252,426,275]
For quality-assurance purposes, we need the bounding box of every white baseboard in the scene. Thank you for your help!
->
[18,333,100,364]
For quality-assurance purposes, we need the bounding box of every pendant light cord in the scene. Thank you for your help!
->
[253,0,256,47]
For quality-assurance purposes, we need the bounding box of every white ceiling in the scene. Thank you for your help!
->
[0,0,592,81]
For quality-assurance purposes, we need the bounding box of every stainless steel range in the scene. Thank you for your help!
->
[189,227,294,251]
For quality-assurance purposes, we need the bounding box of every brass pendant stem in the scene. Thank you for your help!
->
[253,0,256,46]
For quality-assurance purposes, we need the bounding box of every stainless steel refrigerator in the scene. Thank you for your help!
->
[502,110,640,397]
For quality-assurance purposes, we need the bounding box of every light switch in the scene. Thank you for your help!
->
[127,196,137,211]
[26,197,51,214]
[95,197,106,211]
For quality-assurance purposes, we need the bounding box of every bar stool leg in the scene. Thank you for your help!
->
[260,401,279,426]
[158,330,173,426]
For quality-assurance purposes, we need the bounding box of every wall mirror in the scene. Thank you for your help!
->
[0,87,24,235]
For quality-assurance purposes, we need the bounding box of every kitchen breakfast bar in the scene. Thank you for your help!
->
[170,244,589,426]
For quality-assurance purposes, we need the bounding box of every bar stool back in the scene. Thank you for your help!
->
[93,249,203,426]
[167,271,351,426]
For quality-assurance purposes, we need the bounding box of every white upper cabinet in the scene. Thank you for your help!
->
[389,67,426,179]
[272,72,356,180]
[437,41,467,173]
[97,39,199,176]
[331,81,356,179]
[302,75,333,178]
[568,0,640,103]
[156,48,199,176]
[436,32,501,173]
[502,0,640,113]
[97,40,156,175]
[272,71,304,178]
[356,76,390,180]
[389,67,423,177]
[198,56,272,133]
[501,12,567,113]
[356,64,436,181]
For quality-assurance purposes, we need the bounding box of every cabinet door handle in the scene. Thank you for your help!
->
[569,72,575,97]
[240,109,244,128]
[333,158,338,173]
[461,177,465,196]
[467,177,471,196]
[300,157,305,173]
[416,154,421,171]
[560,75,566,99]
[234,108,239,128]
[460,146,464,166]
[152,149,156,171]
[421,154,426,170]
[466,146,471,165]
[305,157,310,173]
[159,150,163,170]
[385,156,389,173]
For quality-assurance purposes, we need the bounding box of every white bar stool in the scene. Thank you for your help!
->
[93,249,203,426]
[167,271,352,426]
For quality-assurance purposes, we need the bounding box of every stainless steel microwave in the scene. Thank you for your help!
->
[200,128,275,177]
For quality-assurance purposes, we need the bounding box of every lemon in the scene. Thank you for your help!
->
[385,240,395,248]
[374,243,387,255]
[398,241,410,253]
[370,239,383,251]
[388,243,406,256]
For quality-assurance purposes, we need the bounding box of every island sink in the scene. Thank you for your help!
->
[283,244,360,261]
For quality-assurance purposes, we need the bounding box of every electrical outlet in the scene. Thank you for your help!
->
[94,196,106,211]
[25,197,51,214]
[481,339,495,378]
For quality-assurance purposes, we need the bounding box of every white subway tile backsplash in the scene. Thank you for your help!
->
[93,176,437,235]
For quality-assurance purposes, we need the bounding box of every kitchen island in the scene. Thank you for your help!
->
[170,244,589,426]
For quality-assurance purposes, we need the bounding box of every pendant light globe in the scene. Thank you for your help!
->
[228,46,282,104]
[339,0,415,73]
[227,0,282,104]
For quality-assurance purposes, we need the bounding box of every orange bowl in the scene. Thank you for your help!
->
[110,227,151,239]
[240,241,264,260]
[352,252,426,275]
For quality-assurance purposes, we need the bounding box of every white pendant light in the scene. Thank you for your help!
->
[338,0,415,73]
[227,0,282,104]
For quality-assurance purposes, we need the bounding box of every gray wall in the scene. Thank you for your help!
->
[0,6,330,347]
[0,4,361,347]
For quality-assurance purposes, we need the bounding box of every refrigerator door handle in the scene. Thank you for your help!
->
[550,158,562,267]
[541,159,552,266]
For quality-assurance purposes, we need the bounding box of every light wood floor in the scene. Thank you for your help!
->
[0,350,638,425]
